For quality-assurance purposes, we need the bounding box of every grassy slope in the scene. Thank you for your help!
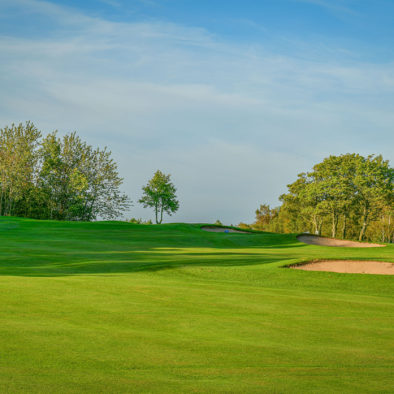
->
[0,217,393,393]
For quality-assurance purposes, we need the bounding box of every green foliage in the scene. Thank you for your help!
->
[0,122,130,220]
[0,122,41,217]
[237,222,252,230]
[128,217,153,224]
[252,154,393,242]
[253,204,280,231]
[139,170,179,224]
[214,219,223,226]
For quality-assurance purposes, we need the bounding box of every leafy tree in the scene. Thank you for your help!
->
[253,204,280,231]
[128,218,153,225]
[352,155,393,240]
[0,122,41,216]
[0,122,130,221]
[139,170,179,224]
[39,132,130,221]
[238,222,252,230]
[302,154,358,238]
[252,154,393,242]
[367,204,394,243]
[279,173,321,234]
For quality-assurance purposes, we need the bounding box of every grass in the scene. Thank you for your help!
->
[0,216,393,393]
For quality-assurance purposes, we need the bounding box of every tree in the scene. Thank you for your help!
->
[39,131,130,221]
[279,173,321,234]
[352,155,393,240]
[259,153,393,242]
[0,122,41,216]
[139,170,179,224]
[0,122,130,221]
[302,154,358,238]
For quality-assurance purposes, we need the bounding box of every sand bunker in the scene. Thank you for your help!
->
[201,226,250,234]
[297,234,384,248]
[291,260,394,275]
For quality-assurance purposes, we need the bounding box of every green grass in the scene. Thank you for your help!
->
[0,217,393,393]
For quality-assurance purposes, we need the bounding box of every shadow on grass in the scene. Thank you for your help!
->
[0,248,296,277]
[1,218,391,278]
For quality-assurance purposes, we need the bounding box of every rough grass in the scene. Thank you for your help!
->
[0,217,393,393]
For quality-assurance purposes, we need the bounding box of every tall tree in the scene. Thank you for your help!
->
[0,122,130,221]
[39,132,130,221]
[254,204,278,231]
[279,173,323,234]
[305,154,357,238]
[0,122,41,216]
[352,155,393,240]
[139,170,179,224]
[270,154,393,242]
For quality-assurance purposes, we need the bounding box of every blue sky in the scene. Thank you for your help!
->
[1,0,393,223]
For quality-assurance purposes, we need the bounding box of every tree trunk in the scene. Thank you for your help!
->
[359,222,367,241]
[9,198,13,216]
[6,190,13,216]
[159,206,164,224]
[312,214,319,235]
[331,212,338,238]
[154,202,159,224]
[86,197,97,221]
[381,214,385,243]
[312,214,323,236]
[341,214,347,239]
[317,219,323,236]
[359,206,369,241]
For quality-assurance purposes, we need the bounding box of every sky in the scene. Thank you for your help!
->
[1,0,393,224]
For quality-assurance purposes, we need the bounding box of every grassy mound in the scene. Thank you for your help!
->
[0,217,393,393]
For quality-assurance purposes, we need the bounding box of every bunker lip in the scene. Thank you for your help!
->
[289,260,394,275]
[201,226,250,234]
[297,234,385,248]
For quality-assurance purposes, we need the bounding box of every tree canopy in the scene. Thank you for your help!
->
[139,170,179,224]
[0,122,130,221]
[249,154,393,243]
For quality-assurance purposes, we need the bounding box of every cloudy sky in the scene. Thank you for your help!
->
[1,0,393,224]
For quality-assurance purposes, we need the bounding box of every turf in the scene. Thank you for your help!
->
[0,217,393,393]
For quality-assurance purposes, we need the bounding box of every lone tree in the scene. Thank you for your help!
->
[139,170,179,224]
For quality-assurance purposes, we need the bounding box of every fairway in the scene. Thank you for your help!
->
[0,217,393,393]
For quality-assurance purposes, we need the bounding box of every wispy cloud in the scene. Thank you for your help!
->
[0,0,393,222]
[293,0,356,15]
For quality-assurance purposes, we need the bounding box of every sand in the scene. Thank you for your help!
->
[201,226,250,234]
[291,260,394,275]
[297,234,384,248]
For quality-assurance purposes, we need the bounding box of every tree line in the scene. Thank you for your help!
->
[240,154,393,243]
[0,122,180,223]
[0,122,130,220]
[2,123,392,240]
